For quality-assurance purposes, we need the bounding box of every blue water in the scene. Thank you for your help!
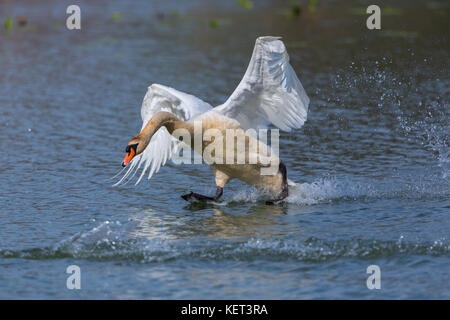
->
[0,0,448,299]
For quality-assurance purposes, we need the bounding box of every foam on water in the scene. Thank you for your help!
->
[0,220,447,263]
[286,178,366,205]
[220,179,354,205]
[222,170,448,206]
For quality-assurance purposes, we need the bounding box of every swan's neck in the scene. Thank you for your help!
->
[137,111,190,148]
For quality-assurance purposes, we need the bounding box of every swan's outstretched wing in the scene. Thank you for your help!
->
[215,36,309,131]
[115,84,212,185]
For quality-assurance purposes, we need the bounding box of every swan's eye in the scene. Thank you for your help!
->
[125,144,138,154]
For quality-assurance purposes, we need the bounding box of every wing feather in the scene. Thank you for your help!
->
[115,84,212,186]
[215,36,309,131]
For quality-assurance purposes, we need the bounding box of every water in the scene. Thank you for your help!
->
[0,0,449,299]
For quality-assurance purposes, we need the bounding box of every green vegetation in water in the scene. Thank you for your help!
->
[350,6,401,16]
[308,0,319,14]
[4,16,13,31]
[291,4,302,17]
[349,8,366,16]
[383,30,418,39]
[111,12,122,21]
[278,2,303,20]
[169,9,179,17]
[384,5,402,15]
[209,19,219,29]
[237,0,254,10]
[208,18,232,29]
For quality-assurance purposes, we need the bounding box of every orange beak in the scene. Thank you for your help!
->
[122,148,135,167]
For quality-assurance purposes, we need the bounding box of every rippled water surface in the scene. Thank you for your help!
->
[0,0,449,299]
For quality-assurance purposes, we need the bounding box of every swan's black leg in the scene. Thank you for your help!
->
[181,187,223,202]
[266,162,289,205]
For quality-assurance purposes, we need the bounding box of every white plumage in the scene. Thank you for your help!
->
[116,36,309,186]
[215,36,309,131]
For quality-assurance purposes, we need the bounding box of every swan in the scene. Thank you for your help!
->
[117,36,309,204]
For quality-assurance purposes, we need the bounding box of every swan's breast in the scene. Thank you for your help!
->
[188,110,284,193]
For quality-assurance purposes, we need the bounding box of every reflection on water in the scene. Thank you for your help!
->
[129,203,288,239]
[128,208,180,240]
[200,206,287,239]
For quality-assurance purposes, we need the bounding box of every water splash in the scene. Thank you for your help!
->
[222,172,447,206]
[1,222,447,263]
[334,58,449,179]
[286,178,367,205]
[397,102,449,179]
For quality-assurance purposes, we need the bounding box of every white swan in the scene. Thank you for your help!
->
[117,36,309,203]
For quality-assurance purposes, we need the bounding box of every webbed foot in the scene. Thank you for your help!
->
[181,187,223,202]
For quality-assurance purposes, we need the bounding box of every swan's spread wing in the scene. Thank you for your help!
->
[215,36,309,131]
[116,84,212,185]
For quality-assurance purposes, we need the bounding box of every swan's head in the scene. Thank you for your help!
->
[121,136,144,167]
[122,143,137,167]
